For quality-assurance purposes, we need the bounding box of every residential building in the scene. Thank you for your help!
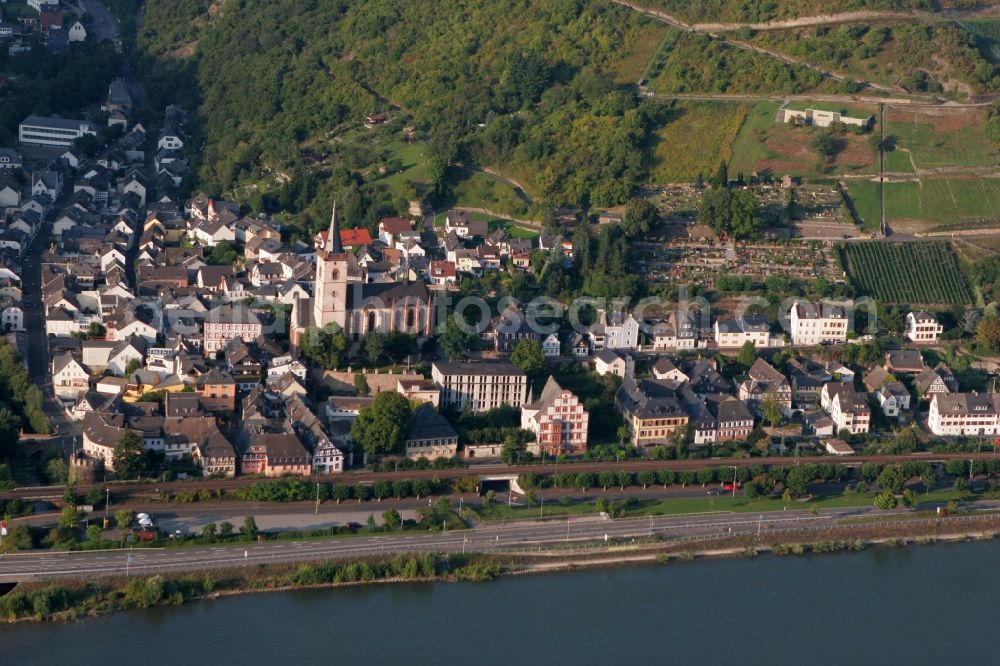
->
[520,377,589,456]
[404,404,459,460]
[885,349,926,376]
[241,433,312,477]
[905,311,943,344]
[542,333,561,358]
[52,353,88,398]
[589,311,641,350]
[713,315,771,349]
[396,379,440,407]
[778,107,872,128]
[593,349,634,378]
[616,376,689,447]
[691,396,755,446]
[821,382,871,435]
[738,358,792,415]
[431,361,529,412]
[789,301,848,346]
[196,368,237,412]
[915,364,957,399]
[929,392,1000,436]
[203,304,265,354]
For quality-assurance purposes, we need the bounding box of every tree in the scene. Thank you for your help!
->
[300,325,348,369]
[113,431,143,479]
[220,522,235,538]
[697,468,715,487]
[483,489,497,511]
[354,373,369,396]
[382,508,402,530]
[784,467,812,498]
[58,504,83,529]
[500,435,529,465]
[637,471,656,489]
[736,341,757,369]
[575,473,595,492]
[598,471,616,491]
[350,392,412,457]
[45,458,68,484]
[412,479,432,499]
[115,509,134,531]
[874,491,898,510]
[877,465,906,494]
[616,471,632,490]
[391,480,411,499]
[364,330,385,367]
[657,470,675,488]
[978,315,1000,351]
[201,523,217,542]
[373,480,391,501]
[243,515,258,539]
[439,314,478,359]
[124,358,143,377]
[331,484,351,503]
[207,241,240,266]
[510,339,546,376]
[621,198,659,238]
[861,462,882,484]
[86,524,103,542]
[760,394,784,427]
[711,160,728,189]
[945,459,968,478]
[697,188,761,240]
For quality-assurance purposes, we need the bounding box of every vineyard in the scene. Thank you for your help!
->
[842,242,972,305]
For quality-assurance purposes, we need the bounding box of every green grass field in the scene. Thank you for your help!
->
[726,101,780,176]
[478,485,983,522]
[848,177,1000,228]
[883,149,915,173]
[886,108,1000,169]
[842,241,972,305]
[448,170,531,218]
[844,180,882,231]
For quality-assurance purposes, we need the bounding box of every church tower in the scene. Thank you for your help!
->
[312,203,349,331]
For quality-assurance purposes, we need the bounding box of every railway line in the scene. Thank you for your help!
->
[4,451,996,501]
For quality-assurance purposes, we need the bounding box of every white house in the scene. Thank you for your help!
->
[905,311,943,344]
[589,311,641,351]
[593,349,634,378]
[789,301,848,346]
[928,393,1000,436]
[52,354,89,399]
[713,315,771,349]
[68,20,87,42]
[542,333,561,358]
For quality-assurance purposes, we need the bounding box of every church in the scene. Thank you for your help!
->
[290,205,434,348]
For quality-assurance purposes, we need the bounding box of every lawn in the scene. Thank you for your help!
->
[844,180,882,230]
[446,170,531,219]
[883,149,915,173]
[886,107,1000,169]
[479,485,986,522]
[649,101,751,183]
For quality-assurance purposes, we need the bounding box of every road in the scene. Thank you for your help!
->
[75,0,119,43]
[0,502,967,582]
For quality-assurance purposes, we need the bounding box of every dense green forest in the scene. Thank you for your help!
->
[136,0,671,214]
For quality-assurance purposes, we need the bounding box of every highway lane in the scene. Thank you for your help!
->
[0,504,968,582]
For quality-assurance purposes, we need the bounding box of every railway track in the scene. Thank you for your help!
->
[4,451,997,501]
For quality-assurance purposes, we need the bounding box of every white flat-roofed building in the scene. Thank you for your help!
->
[19,115,97,147]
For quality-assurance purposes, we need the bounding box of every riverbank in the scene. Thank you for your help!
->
[3,510,1000,624]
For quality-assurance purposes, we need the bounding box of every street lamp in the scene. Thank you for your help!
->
[731,466,738,498]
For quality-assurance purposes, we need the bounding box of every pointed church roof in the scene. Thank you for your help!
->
[326,202,343,254]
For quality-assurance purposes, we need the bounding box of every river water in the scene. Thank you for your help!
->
[4,540,999,665]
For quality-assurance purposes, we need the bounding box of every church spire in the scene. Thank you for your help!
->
[327,201,343,254]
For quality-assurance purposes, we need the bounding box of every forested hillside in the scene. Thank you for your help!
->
[137,0,671,213]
